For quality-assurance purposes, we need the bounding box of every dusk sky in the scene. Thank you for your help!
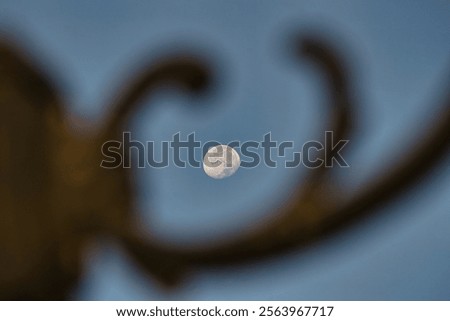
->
[1,0,449,299]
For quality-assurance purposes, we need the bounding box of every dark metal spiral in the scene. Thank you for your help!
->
[0,31,448,299]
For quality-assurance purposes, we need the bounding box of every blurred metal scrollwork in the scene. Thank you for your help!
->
[0,32,449,299]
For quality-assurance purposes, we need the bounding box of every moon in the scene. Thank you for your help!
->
[203,144,241,179]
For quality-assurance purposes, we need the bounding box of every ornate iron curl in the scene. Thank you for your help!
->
[0,32,449,299]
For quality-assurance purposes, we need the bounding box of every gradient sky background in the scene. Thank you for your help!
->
[0,0,449,299]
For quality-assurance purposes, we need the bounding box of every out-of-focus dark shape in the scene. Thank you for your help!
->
[0,31,448,299]
[0,41,77,299]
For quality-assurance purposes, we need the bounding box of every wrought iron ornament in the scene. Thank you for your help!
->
[0,32,449,299]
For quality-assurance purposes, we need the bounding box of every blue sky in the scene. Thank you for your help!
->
[1,0,449,299]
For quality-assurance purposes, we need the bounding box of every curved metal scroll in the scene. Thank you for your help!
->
[0,32,449,298]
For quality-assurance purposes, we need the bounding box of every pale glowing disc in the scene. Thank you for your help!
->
[203,144,241,179]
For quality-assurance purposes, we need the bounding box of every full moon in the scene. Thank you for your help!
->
[203,144,241,179]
